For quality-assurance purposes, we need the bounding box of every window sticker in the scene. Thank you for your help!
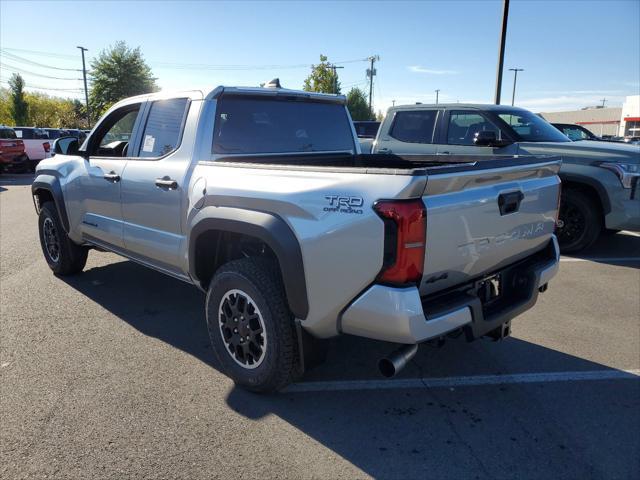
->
[142,134,155,152]
[15,130,22,138]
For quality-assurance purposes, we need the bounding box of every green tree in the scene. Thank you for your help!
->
[8,74,29,125]
[0,88,14,125]
[346,87,374,121]
[303,55,341,94]
[89,41,157,118]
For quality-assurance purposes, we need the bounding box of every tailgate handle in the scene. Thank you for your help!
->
[498,191,524,215]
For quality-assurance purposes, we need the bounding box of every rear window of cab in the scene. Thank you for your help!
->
[212,96,355,155]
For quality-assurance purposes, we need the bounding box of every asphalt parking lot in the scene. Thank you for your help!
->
[1,173,639,479]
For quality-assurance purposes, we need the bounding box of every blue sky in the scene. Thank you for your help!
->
[1,0,639,113]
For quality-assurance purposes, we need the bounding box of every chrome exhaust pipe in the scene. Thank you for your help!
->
[378,344,419,378]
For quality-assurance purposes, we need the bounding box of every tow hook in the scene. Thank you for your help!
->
[378,344,419,378]
[538,283,548,293]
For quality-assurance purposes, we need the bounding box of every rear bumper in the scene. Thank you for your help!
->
[0,153,28,171]
[341,235,560,344]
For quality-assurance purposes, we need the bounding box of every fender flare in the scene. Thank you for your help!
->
[559,172,611,215]
[31,173,70,232]
[189,207,309,319]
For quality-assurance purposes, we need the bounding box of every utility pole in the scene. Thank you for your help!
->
[435,89,440,105]
[509,68,524,106]
[367,55,379,111]
[494,0,510,104]
[392,100,396,107]
[329,64,344,94]
[77,46,90,127]
[601,98,607,108]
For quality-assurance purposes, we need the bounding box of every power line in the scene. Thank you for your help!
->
[0,47,79,60]
[0,51,81,71]
[0,81,84,93]
[1,62,82,81]
[151,57,369,71]
[2,46,370,72]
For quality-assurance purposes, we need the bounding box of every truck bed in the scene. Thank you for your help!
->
[213,152,558,176]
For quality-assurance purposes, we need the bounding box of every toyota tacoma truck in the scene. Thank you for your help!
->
[370,104,640,252]
[32,85,561,392]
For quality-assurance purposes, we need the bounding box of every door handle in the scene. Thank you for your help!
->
[498,191,524,215]
[439,151,451,155]
[155,177,178,190]
[103,172,120,182]
[377,148,391,153]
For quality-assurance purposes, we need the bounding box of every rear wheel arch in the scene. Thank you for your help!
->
[189,209,309,320]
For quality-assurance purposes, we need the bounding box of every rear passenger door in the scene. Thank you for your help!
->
[375,109,440,154]
[120,97,193,275]
[436,110,518,156]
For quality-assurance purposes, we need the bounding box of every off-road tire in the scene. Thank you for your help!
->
[38,202,88,275]
[556,189,602,253]
[206,258,298,393]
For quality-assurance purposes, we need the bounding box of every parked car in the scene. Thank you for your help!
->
[65,129,87,143]
[354,121,381,153]
[33,86,560,392]
[372,104,640,252]
[12,127,51,171]
[552,123,600,141]
[0,126,28,173]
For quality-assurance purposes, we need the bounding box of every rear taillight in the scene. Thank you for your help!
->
[374,199,427,286]
[554,181,562,231]
[43,142,50,153]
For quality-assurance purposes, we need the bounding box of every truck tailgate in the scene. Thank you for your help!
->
[420,157,561,296]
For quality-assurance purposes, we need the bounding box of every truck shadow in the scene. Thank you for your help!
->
[60,256,639,479]
[563,230,640,267]
[0,173,35,188]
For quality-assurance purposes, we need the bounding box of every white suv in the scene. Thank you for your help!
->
[13,127,51,172]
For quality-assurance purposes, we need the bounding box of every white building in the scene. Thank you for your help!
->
[620,95,640,138]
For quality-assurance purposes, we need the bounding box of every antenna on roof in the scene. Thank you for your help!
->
[265,78,282,89]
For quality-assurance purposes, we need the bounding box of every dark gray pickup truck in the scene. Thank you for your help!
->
[370,104,640,252]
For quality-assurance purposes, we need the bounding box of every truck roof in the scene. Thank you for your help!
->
[112,85,346,107]
[390,103,530,112]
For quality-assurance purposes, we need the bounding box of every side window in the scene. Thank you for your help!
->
[447,112,502,146]
[389,110,438,144]
[91,105,141,157]
[138,98,189,158]
[563,127,588,141]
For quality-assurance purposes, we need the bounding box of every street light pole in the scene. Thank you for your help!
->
[494,0,510,104]
[509,68,524,106]
[435,89,440,105]
[77,46,90,127]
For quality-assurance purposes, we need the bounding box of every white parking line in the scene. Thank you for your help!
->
[283,369,640,393]
[560,257,640,263]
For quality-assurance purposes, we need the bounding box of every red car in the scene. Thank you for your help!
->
[0,126,28,173]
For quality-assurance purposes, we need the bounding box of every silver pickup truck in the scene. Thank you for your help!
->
[32,85,561,392]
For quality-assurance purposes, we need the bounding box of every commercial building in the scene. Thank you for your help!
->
[620,95,640,138]
[539,95,640,138]
[539,106,622,137]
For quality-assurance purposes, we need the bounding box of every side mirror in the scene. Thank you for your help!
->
[52,137,79,156]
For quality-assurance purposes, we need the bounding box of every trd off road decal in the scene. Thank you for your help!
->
[323,195,364,215]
